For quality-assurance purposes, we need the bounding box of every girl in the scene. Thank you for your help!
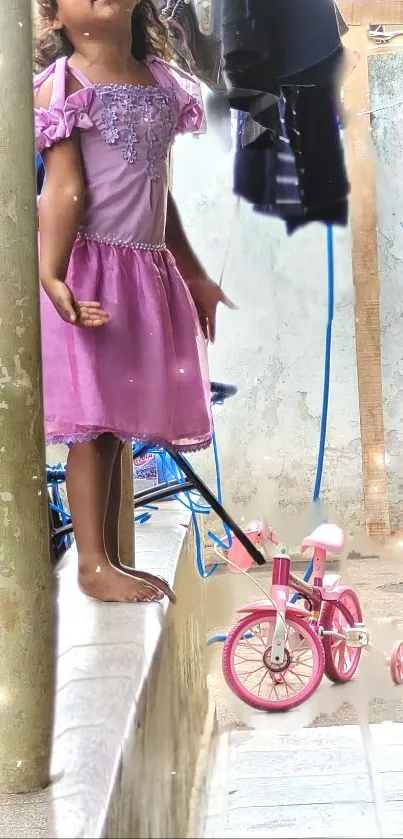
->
[34,0,233,604]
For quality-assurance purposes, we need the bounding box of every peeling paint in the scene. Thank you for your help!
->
[0,365,11,385]
[13,354,32,390]
[0,492,13,502]
[5,194,18,225]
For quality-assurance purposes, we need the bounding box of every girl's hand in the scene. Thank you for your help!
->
[43,279,110,327]
[186,274,237,343]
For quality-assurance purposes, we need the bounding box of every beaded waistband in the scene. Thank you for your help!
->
[77,232,166,251]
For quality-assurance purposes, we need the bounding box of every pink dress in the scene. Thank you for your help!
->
[34,56,212,451]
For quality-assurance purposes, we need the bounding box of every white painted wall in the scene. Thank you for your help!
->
[173,114,364,536]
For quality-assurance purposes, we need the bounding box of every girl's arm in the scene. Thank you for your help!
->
[35,80,108,327]
[165,191,236,342]
[39,135,85,289]
[165,190,205,282]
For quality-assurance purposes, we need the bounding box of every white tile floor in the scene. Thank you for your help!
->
[206,724,403,839]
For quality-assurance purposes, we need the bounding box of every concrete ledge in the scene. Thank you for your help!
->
[0,505,210,839]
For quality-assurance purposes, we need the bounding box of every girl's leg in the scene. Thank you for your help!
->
[104,444,177,603]
[66,434,162,602]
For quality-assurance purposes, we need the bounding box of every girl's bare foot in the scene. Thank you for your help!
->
[112,561,177,603]
[103,444,177,603]
[78,558,163,603]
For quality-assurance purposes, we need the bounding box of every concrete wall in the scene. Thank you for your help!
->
[369,51,403,532]
[173,113,364,538]
[107,517,210,839]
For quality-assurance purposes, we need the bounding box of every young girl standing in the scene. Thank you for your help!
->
[35,0,233,604]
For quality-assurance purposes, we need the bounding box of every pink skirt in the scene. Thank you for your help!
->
[40,238,212,451]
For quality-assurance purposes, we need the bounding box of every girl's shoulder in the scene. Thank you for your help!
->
[33,57,94,154]
[146,56,206,134]
[34,57,85,101]
[146,55,201,95]
[34,57,65,96]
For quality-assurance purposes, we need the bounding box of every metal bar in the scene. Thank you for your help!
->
[134,481,195,507]
[169,452,266,566]
[119,443,135,568]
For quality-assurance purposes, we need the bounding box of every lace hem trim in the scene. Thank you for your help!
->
[45,430,212,453]
[77,232,166,251]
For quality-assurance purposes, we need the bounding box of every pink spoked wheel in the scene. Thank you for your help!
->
[390,641,403,685]
[222,610,325,712]
[321,587,362,683]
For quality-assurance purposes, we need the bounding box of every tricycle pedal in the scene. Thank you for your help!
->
[321,622,370,648]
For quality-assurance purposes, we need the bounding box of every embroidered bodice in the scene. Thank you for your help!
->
[34,56,204,247]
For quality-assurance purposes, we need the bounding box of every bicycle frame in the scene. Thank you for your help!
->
[240,546,345,669]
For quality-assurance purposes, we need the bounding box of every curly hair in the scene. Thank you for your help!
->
[34,0,172,71]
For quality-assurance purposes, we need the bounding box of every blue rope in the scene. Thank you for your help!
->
[290,224,334,602]
[207,429,233,551]
[157,442,219,576]
[313,224,334,503]
[207,631,254,646]
[132,438,221,576]
[138,429,232,577]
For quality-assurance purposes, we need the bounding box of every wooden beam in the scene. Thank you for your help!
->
[338,0,403,24]
[343,24,390,538]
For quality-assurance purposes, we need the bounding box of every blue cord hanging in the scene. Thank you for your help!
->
[313,224,334,504]
[207,430,233,552]
[291,224,334,601]
[158,436,223,576]
[132,434,224,576]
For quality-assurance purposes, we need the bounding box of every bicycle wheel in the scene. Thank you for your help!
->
[222,610,325,712]
[321,587,362,683]
[389,641,403,685]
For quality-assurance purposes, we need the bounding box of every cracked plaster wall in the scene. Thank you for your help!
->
[173,113,364,536]
[369,52,403,531]
[174,115,363,536]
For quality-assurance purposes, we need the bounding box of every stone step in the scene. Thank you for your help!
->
[204,723,403,838]
[202,731,231,838]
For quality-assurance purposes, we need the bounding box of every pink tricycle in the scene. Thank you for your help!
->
[221,522,403,711]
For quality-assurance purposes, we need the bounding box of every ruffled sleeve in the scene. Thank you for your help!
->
[34,58,94,154]
[146,57,206,135]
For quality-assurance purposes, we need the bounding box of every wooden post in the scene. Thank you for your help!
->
[338,0,403,24]
[119,444,135,568]
[343,20,390,538]
[0,0,55,792]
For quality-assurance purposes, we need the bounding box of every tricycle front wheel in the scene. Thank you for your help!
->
[222,610,325,712]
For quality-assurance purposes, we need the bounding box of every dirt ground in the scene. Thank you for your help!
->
[205,532,403,733]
